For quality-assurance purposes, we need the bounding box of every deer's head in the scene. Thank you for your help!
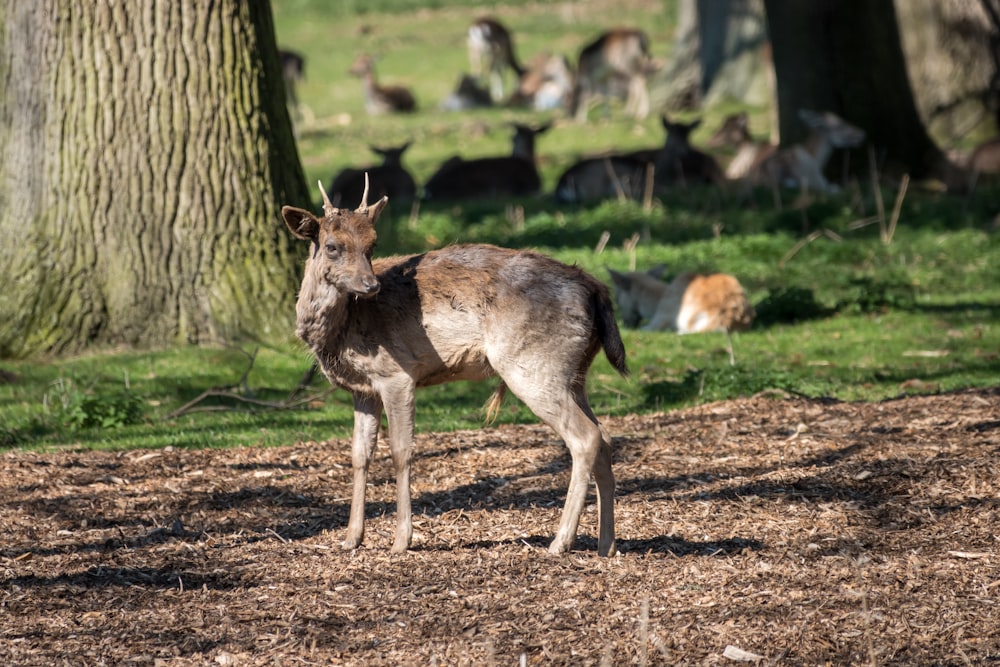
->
[282,178,389,297]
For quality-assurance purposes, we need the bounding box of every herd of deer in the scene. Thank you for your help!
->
[325,105,870,208]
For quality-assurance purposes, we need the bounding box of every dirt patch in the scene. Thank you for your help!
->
[2,388,999,665]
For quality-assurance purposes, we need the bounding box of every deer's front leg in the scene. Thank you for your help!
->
[379,379,417,554]
[343,392,383,550]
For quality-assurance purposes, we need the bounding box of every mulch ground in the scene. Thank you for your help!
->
[1,388,998,666]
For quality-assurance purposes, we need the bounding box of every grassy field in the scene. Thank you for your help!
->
[1,0,998,453]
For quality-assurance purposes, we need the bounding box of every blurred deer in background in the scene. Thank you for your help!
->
[570,28,655,122]
[349,54,417,115]
[423,122,551,200]
[706,112,777,181]
[750,109,864,194]
[282,180,628,556]
[608,266,754,365]
[468,17,526,103]
[652,116,724,188]
[328,143,417,207]
[509,52,574,112]
[278,49,310,129]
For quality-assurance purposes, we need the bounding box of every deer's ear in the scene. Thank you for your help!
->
[282,206,320,241]
[607,268,630,290]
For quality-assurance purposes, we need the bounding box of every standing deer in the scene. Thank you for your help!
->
[281,181,628,556]
[468,17,526,103]
[348,54,417,115]
[423,122,551,200]
[571,28,654,122]
[706,112,777,181]
[608,266,754,365]
[328,143,417,207]
[509,52,574,112]
[750,109,865,193]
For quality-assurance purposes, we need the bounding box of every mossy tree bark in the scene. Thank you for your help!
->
[762,0,948,180]
[0,1,309,358]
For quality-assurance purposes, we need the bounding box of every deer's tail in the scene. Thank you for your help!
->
[483,382,508,425]
[594,285,630,378]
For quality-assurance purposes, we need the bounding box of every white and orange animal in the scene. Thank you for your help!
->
[608,266,754,364]
[282,180,627,556]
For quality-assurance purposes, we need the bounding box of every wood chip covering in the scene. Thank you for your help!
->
[2,388,998,665]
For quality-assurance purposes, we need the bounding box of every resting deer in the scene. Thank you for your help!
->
[328,143,417,207]
[706,112,777,181]
[348,54,417,115]
[608,266,754,365]
[281,180,628,556]
[652,116,724,188]
[554,154,650,204]
[468,17,526,102]
[571,28,654,122]
[423,122,551,200]
[750,109,864,194]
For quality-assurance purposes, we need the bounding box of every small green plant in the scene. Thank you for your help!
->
[46,377,145,430]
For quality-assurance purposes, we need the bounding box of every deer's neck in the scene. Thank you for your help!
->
[295,261,351,355]
[803,130,833,168]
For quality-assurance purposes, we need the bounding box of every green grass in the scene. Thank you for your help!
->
[1,0,998,452]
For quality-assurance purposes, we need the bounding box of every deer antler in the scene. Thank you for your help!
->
[319,180,337,217]
[359,172,370,212]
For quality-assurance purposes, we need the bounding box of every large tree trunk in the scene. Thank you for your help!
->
[762,0,947,180]
[654,0,771,115]
[0,1,309,358]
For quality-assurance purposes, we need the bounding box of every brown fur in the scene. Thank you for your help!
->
[348,54,417,115]
[468,17,525,102]
[282,183,628,556]
[571,28,654,121]
[508,52,574,112]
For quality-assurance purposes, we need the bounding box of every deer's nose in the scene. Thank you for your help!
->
[360,276,380,295]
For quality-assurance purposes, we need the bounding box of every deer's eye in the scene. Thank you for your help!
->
[324,241,341,257]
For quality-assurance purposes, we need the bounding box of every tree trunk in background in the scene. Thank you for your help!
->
[0,1,309,358]
[654,0,771,116]
[895,0,994,146]
[763,0,947,180]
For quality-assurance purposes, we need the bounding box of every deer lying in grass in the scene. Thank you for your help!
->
[706,112,777,181]
[468,17,526,102]
[554,154,650,204]
[608,266,754,365]
[348,54,417,115]
[328,143,417,207]
[571,28,654,121]
[281,180,628,556]
[423,122,551,200]
[652,116,725,188]
[750,109,864,194]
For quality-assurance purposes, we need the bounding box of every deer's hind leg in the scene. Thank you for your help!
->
[497,364,616,557]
